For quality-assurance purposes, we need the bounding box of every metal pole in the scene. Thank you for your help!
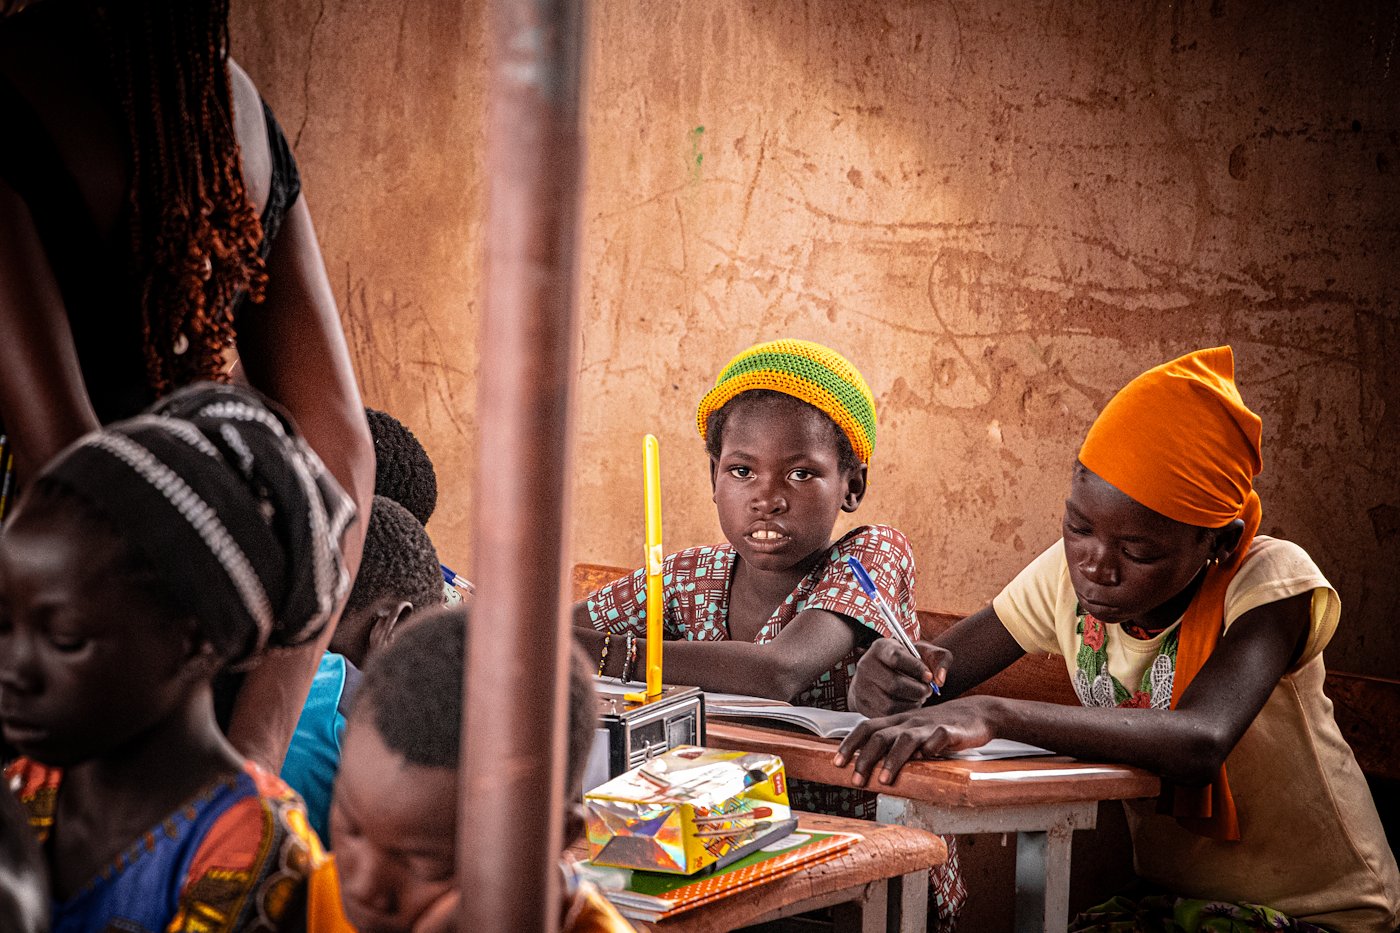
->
[459,0,585,927]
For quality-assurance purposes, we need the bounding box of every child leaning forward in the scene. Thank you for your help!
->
[839,347,1400,932]
[572,338,965,928]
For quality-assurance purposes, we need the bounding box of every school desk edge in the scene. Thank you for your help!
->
[704,721,1161,810]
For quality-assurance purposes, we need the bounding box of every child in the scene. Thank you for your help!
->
[0,383,354,931]
[364,406,469,605]
[838,347,1400,932]
[306,607,634,932]
[571,338,964,926]
[281,493,444,843]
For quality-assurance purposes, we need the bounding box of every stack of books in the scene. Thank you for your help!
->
[592,829,858,923]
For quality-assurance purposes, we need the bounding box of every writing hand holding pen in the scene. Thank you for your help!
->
[847,637,950,718]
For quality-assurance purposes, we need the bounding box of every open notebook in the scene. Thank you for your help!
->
[595,678,1052,757]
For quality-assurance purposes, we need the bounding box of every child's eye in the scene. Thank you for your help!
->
[788,469,814,481]
[727,466,751,478]
[1122,551,1160,564]
[47,634,89,653]
[1063,521,1090,537]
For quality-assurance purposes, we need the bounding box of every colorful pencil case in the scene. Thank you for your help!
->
[584,745,791,875]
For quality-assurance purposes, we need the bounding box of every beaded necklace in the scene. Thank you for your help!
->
[1072,605,1178,709]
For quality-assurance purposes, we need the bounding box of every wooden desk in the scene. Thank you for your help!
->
[706,722,1162,933]
[573,811,946,932]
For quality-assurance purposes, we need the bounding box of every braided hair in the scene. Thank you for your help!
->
[101,0,266,396]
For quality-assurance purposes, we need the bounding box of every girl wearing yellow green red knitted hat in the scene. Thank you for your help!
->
[571,338,967,929]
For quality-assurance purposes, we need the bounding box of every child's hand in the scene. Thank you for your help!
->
[847,638,949,717]
[832,697,997,786]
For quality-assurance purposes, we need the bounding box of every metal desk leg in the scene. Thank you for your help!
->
[877,796,1097,933]
[830,878,888,933]
[1013,822,1075,933]
[887,869,930,933]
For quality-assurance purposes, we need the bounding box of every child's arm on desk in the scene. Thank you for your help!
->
[836,593,1311,787]
[572,606,864,702]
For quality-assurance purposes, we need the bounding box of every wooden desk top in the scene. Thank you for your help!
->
[572,810,945,932]
[706,721,1162,809]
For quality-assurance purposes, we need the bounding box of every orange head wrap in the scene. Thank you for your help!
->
[1078,346,1262,843]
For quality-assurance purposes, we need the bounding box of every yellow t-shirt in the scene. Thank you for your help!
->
[993,536,1400,931]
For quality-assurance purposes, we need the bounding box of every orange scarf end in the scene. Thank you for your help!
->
[1159,765,1241,842]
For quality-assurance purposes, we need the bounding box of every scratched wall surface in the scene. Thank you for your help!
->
[232,0,1400,677]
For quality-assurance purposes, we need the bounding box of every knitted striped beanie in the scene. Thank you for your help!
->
[41,382,356,665]
[696,339,877,464]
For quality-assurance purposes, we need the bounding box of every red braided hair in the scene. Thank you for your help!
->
[100,0,266,396]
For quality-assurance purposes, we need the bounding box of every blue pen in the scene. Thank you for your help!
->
[440,563,475,594]
[846,556,939,696]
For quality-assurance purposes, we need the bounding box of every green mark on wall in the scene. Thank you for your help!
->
[689,125,705,180]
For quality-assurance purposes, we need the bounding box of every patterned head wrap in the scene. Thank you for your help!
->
[696,339,877,463]
[1079,346,1262,842]
[40,382,356,665]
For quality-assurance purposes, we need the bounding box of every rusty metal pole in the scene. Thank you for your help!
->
[459,0,585,928]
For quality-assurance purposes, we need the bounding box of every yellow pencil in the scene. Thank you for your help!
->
[626,434,665,702]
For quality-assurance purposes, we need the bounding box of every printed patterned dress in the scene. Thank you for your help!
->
[584,524,966,928]
[7,758,321,933]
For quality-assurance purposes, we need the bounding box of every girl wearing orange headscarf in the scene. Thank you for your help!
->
[837,348,1400,932]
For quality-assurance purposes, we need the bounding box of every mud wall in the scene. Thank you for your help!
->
[232,0,1400,676]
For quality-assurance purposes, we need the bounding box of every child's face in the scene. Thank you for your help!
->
[331,707,458,933]
[1062,464,1219,630]
[710,395,866,576]
[0,502,200,766]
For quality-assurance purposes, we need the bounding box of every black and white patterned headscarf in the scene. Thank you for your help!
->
[41,382,356,664]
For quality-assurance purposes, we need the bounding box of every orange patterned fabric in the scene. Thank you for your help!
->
[563,881,639,933]
[1078,346,1262,842]
[305,856,357,933]
[7,757,323,932]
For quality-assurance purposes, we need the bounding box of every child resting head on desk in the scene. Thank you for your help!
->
[838,347,1400,932]
[570,338,966,930]
[307,606,635,933]
[281,493,444,844]
[0,382,353,932]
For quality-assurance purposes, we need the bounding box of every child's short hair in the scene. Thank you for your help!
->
[359,607,599,788]
[366,408,438,524]
[32,383,354,665]
[696,339,877,469]
[344,495,443,617]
